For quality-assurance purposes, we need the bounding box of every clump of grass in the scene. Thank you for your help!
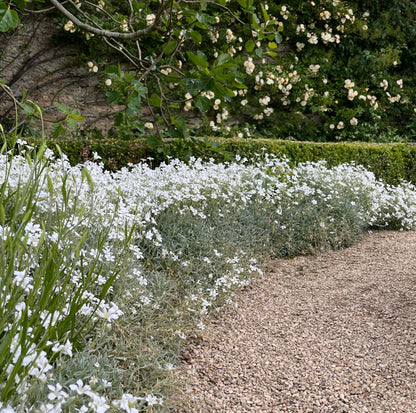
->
[1,141,416,412]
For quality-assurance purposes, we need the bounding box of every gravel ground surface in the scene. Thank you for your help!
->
[174,230,416,412]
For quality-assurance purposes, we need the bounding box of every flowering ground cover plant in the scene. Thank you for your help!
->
[1,137,416,412]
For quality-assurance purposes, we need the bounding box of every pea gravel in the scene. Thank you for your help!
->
[174,230,416,412]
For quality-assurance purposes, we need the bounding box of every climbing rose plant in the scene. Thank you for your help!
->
[3,0,416,142]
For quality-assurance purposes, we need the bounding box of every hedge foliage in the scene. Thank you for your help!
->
[218,139,416,185]
[19,137,416,186]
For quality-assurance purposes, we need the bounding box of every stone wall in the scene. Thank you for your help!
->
[0,12,115,134]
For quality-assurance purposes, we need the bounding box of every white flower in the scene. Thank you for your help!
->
[321,32,332,43]
[0,405,16,413]
[225,29,235,43]
[113,393,139,412]
[43,403,63,413]
[347,89,358,101]
[13,270,33,292]
[64,21,76,33]
[387,93,401,103]
[296,24,305,33]
[105,79,112,86]
[397,79,403,88]
[89,393,110,413]
[307,34,318,44]
[380,79,388,90]
[145,395,159,406]
[350,117,358,126]
[320,10,331,20]
[309,64,320,74]
[259,96,270,106]
[145,14,156,25]
[244,58,255,75]
[184,101,192,111]
[144,122,154,129]
[52,339,73,357]
[97,303,123,322]
[47,383,68,401]
[344,79,355,88]
[296,42,305,51]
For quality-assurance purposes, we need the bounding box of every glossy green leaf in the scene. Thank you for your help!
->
[147,134,163,148]
[106,90,124,104]
[0,3,19,32]
[190,30,202,44]
[195,96,211,112]
[245,39,255,52]
[164,40,178,55]
[187,51,208,69]
[196,11,217,29]
[51,123,67,139]
[213,81,227,99]
[131,80,147,96]
[215,53,231,66]
[149,93,162,107]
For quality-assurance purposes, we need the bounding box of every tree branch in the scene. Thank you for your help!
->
[182,0,245,25]
[47,0,170,39]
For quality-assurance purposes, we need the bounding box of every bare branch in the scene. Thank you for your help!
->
[48,0,171,39]
[138,4,175,82]
[102,37,144,70]
[0,83,66,126]
[83,0,123,25]
[182,0,245,25]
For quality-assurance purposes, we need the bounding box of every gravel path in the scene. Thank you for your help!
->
[175,230,416,412]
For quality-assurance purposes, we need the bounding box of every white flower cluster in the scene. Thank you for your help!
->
[244,57,255,75]
[2,147,416,411]
[309,64,320,75]
[259,96,271,106]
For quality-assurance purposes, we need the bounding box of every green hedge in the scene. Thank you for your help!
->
[18,137,416,185]
[217,139,416,185]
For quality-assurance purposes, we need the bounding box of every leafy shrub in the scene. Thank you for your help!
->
[15,136,416,185]
[206,0,416,142]
[3,1,416,142]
